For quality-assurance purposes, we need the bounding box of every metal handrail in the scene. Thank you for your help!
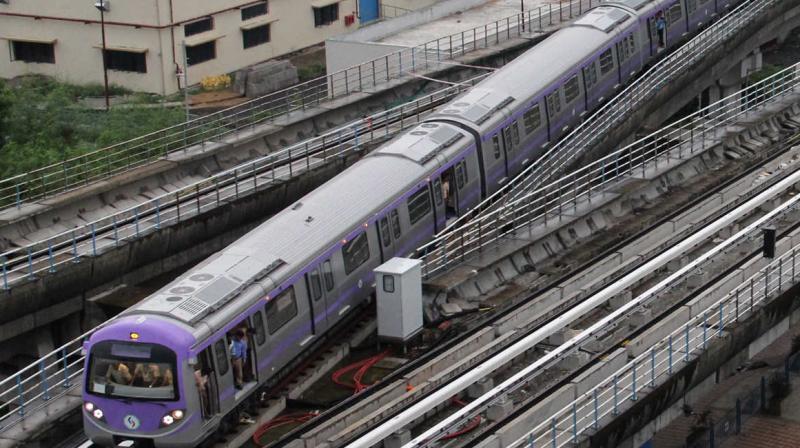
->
[510,221,800,448]
[0,0,595,211]
[417,0,784,278]
[0,74,491,291]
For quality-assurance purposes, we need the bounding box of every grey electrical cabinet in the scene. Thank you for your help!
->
[374,257,423,342]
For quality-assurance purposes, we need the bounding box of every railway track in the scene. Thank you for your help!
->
[260,113,800,447]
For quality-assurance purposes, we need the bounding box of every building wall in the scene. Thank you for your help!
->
[0,0,361,95]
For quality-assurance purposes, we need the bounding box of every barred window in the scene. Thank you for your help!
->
[563,75,580,104]
[266,287,298,334]
[242,24,270,49]
[342,232,370,275]
[242,1,268,20]
[407,187,431,225]
[523,104,541,134]
[599,49,614,75]
[186,41,216,66]
[11,41,54,64]
[104,50,146,73]
[313,4,339,27]
[185,17,213,37]
[546,91,561,116]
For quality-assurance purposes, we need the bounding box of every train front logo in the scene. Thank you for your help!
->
[123,414,141,430]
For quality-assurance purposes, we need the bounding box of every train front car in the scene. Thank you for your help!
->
[82,315,202,448]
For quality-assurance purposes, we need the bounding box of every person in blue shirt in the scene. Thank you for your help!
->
[229,329,248,389]
[656,12,667,49]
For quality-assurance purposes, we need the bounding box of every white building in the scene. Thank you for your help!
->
[0,0,395,94]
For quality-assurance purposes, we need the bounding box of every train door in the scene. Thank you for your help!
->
[211,338,233,409]
[249,310,268,381]
[320,258,340,326]
[195,347,220,419]
[488,132,509,187]
[305,266,330,336]
[453,160,469,215]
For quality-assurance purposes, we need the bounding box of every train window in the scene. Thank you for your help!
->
[407,187,432,226]
[563,75,580,104]
[309,269,322,301]
[342,232,371,275]
[252,311,267,346]
[267,287,298,334]
[511,122,520,147]
[503,127,514,151]
[583,63,598,89]
[214,339,229,376]
[523,104,541,134]
[456,162,467,189]
[323,260,335,291]
[433,179,443,206]
[390,209,402,239]
[668,4,682,25]
[380,217,392,247]
[687,0,697,14]
[546,91,561,116]
[492,135,501,159]
[599,49,614,75]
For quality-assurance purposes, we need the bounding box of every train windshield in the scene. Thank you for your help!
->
[86,341,178,401]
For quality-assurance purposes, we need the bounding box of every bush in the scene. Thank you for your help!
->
[0,77,183,179]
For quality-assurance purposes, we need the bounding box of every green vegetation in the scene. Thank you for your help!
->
[747,64,785,84]
[0,76,184,179]
[297,63,326,82]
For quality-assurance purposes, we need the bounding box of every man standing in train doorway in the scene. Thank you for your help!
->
[656,12,667,50]
[230,330,247,390]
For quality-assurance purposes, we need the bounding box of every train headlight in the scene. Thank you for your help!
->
[160,409,185,427]
[84,402,95,412]
[93,408,104,420]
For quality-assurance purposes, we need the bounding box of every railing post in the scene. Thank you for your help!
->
[91,223,97,256]
[703,312,708,348]
[685,324,690,362]
[134,207,140,238]
[15,184,21,210]
[650,348,656,387]
[16,374,24,416]
[112,216,119,246]
[572,402,577,444]
[1,257,7,290]
[718,302,724,337]
[27,247,35,280]
[62,347,71,388]
[72,230,80,262]
[551,417,557,448]
[668,335,673,374]
[612,374,619,415]
[631,361,638,401]
[154,199,161,230]
[48,241,55,273]
[40,360,50,401]
[593,389,599,429]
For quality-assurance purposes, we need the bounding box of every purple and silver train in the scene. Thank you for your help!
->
[82,0,744,445]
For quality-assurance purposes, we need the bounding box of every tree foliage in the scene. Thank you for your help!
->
[0,76,184,179]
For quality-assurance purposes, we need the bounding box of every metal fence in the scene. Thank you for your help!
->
[416,29,798,279]
[505,211,800,447]
[423,0,779,267]
[0,74,489,291]
[0,0,595,211]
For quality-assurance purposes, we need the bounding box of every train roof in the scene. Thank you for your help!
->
[127,123,468,327]
[432,9,630,125]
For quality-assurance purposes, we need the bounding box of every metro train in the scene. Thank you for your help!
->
[82,0,745,446]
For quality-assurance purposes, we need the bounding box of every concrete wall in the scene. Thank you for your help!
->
[0,0,361,94]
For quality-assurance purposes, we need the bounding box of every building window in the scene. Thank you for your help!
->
[184,17,213,37]
[242,1,268,20]
[104,50,146,73]
[11,41,55,64]
[186,41,216,66]
[313,3,339,27]
[242,24,270,49]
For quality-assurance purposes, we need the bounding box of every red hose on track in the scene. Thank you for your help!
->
[252,411,319,446]
[440,397,482,441]
[331,350,390,394]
